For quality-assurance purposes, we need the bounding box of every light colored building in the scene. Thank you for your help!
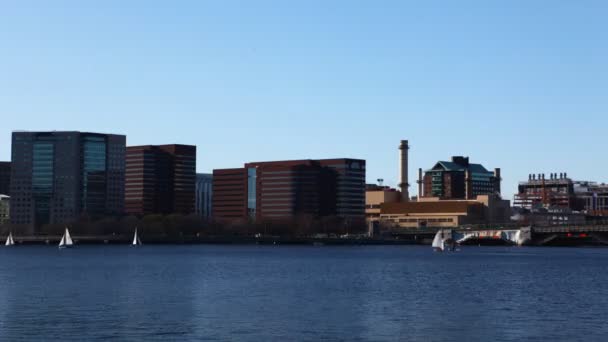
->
[195,173,213,220]
[365,185,401,222]
[380,195,511,229]
[0,195,9,225]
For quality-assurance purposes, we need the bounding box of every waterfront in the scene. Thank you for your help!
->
[1,246,607,341]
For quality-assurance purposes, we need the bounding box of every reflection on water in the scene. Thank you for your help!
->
[0,245,607,341]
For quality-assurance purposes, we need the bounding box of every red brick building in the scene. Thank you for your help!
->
[125,144,196,216]
[212,159,365,223]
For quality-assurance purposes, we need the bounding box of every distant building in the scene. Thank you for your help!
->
[195,173,213,220]
[514,173,608,215]
[573,181,608,216]
[213,159,366,223]
[212,168,247,221]
[512,206,586,227]
[125,144,196,216]
[419,156,501,200]
[0,162,10,196]
[0,195,9,225]
[10,131,126,232]
[380,195,511,229]
[513,173,580,210]
[365,185,401,222]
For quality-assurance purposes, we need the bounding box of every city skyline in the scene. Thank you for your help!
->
[1,1,607,201]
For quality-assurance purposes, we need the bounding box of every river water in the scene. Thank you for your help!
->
[0,245,606,341]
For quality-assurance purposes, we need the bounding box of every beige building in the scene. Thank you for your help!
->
[380,195,510,229]
[0,195,9,225]
[366,186,401,221]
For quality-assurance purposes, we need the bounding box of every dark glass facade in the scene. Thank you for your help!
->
[82,136,107,216]
[32,141,54,226]
[0,161,10,195]
[9,131,126,232]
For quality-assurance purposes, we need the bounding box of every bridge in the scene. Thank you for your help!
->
[390,225,608,246]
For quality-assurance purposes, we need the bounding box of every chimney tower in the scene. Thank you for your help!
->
[399,140,409,202]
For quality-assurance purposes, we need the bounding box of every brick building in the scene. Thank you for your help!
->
[125,144,196,216]
[213,159,365,223]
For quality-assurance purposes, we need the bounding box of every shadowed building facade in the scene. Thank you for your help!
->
[195,173,213,220]
[0,162,10,196]
[125,144,196,216]
[9,131,125,232]
[213,159,365,223]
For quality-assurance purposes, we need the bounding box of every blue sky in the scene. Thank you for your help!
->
[1,0,606,200]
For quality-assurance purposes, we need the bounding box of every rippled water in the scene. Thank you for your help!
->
[0,245,607,341]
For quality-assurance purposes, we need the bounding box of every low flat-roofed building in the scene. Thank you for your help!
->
[380,195,510,229]
[365,185,401,222]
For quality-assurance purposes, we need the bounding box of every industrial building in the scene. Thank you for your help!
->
[418,156,501,200]
[195,173,213,220]
[379,195,511,229]
[365,140,510,230]
[365,185,401,221]
[513,173,580,210]
[10,131,126,232]
[213,158,366,223]
[514,173,608,215]
[125,144,196,216]
[0,161,10,196]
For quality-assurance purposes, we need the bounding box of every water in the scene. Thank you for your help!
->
[1,245,607,341]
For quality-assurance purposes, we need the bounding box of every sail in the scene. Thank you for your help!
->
[59,228,73,247]
[5,232,14,246]
[132,228,141,246]
[432,230,444,250]
[64,228,73,245]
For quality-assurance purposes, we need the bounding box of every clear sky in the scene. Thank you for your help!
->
[1,0,606,200]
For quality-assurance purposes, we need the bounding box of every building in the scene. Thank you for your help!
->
[10,131,125,232]
[0,162,10,196]
[380,195,511,229]
[512,206,586,227]
[195,173,213,220]
[0,195,9,225]
[125,144,196,216]
[576,181,608,216]
[365,185,401,221]
[514,174,608,216]
[212,158,366,223]
[513,173,579,210]
[419,156,501,200]
[212,168,247,222]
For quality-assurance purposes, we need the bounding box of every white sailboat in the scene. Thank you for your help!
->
[432,230,445,251]
[132,228,142,246]
[5,232,15,246]
[59,227,74,249]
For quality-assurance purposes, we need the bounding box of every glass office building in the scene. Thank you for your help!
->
[10,131,126,232]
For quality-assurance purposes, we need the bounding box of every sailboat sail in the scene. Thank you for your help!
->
[5,232,14,246]
[432,230,444,251]
[132,228,141,246]
[64,228,73,245]
[59,228,73,247]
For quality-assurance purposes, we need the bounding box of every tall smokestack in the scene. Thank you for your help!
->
[494,168,501,195]
[399,140,409,202]
[465,169,472,199]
